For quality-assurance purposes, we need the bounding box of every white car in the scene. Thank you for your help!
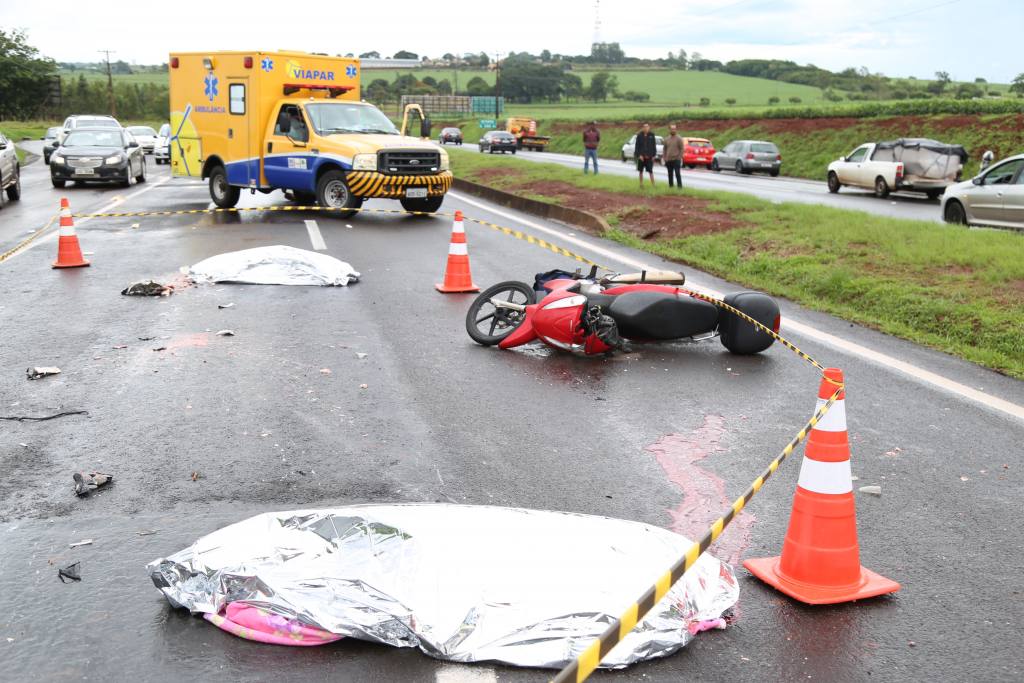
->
[127,126,158,154]
[621,134,664,163]
[941,153,1024,229]
[154,123,171,164]
[59,115,122,143]
[0,132,22,205]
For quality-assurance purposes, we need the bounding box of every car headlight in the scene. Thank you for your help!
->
[352,153,377,171]
[439,151,450,171]
[52,155,64,165]
[105,155,124,165]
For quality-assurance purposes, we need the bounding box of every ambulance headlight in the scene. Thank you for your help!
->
[439,150,449,171]
[352,154,377,171]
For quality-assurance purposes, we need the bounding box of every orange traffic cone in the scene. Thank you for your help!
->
[52,198,90,269]
[744,368,899,604]
[435,210,479,293]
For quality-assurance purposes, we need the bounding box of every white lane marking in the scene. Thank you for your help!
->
[434,664,497,683]
[450,190,1024,422]
[304,219,327,251]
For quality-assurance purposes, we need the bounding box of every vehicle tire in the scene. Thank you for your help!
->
[622,152,628,163]
[209,166,240,208]
[827,171,841,194]
[316,169,359,217]
[400,195,444,214]
[466,280,535,346]
[6,167,21,201]
[711,159,720,172]
[874,176,890,198]
[511,149,516,155]
[135,157,147,183]
[735,160,748,175]
[686,163,695,169]
[944,199,968,226]
[926,189,943,200]
[52,177,65,188]
[719,291,779,355]
[44,154,51,165]
[769,169,780,177]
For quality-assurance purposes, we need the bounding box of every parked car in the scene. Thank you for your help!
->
[59,115,122,143]
[42,126,62,164]
[127,126,158,153]
[439,127,463,145]
[941,153,1024,229]
[50,127,146,188]
[682,137,715,169]
[0,132,22,204]
[479,131,517,154]
[153,123,171,164]
[827,139,966,199]
[621,134,664,163]
[712,140,781,176]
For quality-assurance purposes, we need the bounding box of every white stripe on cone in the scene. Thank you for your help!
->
[59,211,76,237]
[796,457,853,495]
[813,398,847,432]
[448,242,468,256]
[452,221,465,234]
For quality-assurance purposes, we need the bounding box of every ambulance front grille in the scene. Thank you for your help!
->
[378,150,440,175]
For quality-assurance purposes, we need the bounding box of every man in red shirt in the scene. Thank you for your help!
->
[582,121,600,174]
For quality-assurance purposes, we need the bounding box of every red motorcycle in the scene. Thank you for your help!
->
[465,267,780,355]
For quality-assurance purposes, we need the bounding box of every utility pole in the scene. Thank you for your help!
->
[494,52,503,119]
[99,49,116,117]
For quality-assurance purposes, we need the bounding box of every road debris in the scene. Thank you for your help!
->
[189,245,360,286]
[26,367,61,380]
[137,529,159,536]
[858,485,882,496]
[191,471,201,481]
[69,539,93,548]
[121,280,174,296]
[320,368,332,375]
[148,505,736,667]
[74,471,113,496]
[0,410,88,422]
[58,562,82,583]
[218,302,235,309]
[205,602,343,646]
[153,347,167,352]
[216,329,235,336]
[138,336,156,341]
[359,383,368,389]
[112,344,128,350]
[355,352,368,359]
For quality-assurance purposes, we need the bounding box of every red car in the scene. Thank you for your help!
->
[682,137,715,169]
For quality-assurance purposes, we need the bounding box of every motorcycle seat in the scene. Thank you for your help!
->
[605,291,720,340]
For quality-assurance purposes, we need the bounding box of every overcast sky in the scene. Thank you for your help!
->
[2,0,1016,82]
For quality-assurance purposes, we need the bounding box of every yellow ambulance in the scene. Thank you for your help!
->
[168,50,452,215]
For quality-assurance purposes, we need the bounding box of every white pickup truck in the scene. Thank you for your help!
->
[827,139,967,200]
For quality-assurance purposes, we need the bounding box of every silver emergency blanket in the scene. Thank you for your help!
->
[189,245,359,286]
[148,504,738,669]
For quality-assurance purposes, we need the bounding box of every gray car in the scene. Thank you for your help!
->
[42,126,62,164]
[712,140,781,176]
[0,132,22,205]
[941,153,1024,229]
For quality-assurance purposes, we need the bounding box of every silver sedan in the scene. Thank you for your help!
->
[942,153,1024,229]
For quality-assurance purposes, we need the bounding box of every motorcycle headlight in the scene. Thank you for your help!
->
[105,154,124,165]
[439,151,450,172]
[352,153,377,171]
[52,155,64,165]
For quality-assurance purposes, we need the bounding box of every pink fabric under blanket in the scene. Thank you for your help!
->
[204,602,343,646]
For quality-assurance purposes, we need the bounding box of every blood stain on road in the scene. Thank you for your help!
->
[646,414,756,566]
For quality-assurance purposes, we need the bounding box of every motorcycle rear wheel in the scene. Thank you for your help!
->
[466,281,535,345]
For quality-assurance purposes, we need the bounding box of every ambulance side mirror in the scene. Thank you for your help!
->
[420,118,432,138]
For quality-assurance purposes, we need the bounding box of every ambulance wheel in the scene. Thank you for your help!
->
[317,170,358,218]
[400,196,444,214]
[209,166,240,208]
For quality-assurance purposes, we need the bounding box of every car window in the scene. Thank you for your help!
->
[847,147,868,163]
[129,126,157,136]
[983,158,1024,185]
[751,143,778,153]
[77,119,119,129]
[305,102,397,136]
[64,130,123,147]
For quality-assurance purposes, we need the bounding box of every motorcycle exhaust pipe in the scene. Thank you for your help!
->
[491,297,527,312]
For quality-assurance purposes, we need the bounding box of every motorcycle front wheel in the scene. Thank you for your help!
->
[466,281,535,345]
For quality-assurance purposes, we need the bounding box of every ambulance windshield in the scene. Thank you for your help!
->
[306,103,399,136]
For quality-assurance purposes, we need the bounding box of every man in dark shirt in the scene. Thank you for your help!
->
[635,123,657,186]
[582,121,600,174]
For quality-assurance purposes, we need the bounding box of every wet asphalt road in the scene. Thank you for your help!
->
[458,144,943,223]
[1,150,1022,682]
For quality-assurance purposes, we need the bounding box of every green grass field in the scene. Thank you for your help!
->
[59,69,169,86]
[449,148,1024,378]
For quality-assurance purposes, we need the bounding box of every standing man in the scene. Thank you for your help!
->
[583,121,600,174]
[663,124,683,188]
[635,123,657,186]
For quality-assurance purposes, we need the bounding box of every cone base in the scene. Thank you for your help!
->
[435,282,479,293]
[52,260,90,269]
[743,555,900,605]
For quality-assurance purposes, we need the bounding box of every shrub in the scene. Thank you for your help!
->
[891,90,908,100]
[988,90,1002,97]
[725,97,736,106]
[823,89,843,102]
[620,90,651,102]
[788,96,802,104]
[699,96,711,106]
[768,96,780,105]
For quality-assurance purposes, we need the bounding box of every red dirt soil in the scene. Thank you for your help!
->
[517,180,743,239]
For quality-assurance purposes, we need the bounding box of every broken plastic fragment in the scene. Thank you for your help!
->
[74,471,113,496]
[58,562,82,583]
[216,330,235,336]
[26,367,61,380]
[858,485,882,496]
[218,303,235,309]
[121,280,173,296]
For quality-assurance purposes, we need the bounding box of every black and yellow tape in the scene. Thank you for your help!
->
[0,214,57,264]
[552,385,843,683]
